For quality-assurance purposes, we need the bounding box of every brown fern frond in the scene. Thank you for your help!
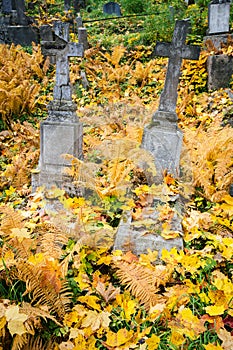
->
[63,155,98,188]
[21,302,62,326]
[114,260,164,311]
[35,222,68,260]
[11,334,57,350]
[184,122,233,201]
[14,261,71,320]
[0,205,25,236]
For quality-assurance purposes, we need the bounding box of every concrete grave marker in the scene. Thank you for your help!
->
[103,2,121,16]
[204,0,233,90]
[207,0,231,35]
[113,20,200,259]
[0,0,39,45]
[64,0,86,12]
[142,19,200,182]
[2,0,12,14]
[32,21,84,195]
[207,54,233,90]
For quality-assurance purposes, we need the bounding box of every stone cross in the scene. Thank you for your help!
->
[41,21,83,103]
[141,19,200,181]
[32,21,84,195]
[153,19,200,123]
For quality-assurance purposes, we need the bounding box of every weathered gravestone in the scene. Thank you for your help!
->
[2,0,12,14]
[207,0,230,36]
[204,0,233,90]
[0,0,39,45]
[142,19,200,182]
[113,20,200,259]
[103,2,121,16]
[207,54,233,90]
[64,0,86,12]
[32,21,84,195]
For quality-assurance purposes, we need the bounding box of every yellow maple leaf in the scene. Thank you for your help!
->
[97,255,112,266]
[170,330,185,346]
[145,334,160,349]
[204,344,224,350]
[81,310,111,331]
[5,186,16,197]
[64,310,80,327]
[105,328,134,347]
[5,305,28,336]
[10,228,31,242]
[205,305,226,316]
[116,294,137,321]
[28,252,45,265]
[77,295,101,311]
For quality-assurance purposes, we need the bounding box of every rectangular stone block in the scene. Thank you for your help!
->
[208,2,230,35]
[113,207,183,259]
[7,26,39,45]
[141,123,183,183]
[207,54,233,91]
[40,120,83,173]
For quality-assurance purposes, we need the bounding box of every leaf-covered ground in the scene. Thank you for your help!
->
[0,37,233,349]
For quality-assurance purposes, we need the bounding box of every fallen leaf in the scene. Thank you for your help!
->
[217,328,233,350]
[5,305,28,336]
[105,328,134,347]
[96,281,120,303]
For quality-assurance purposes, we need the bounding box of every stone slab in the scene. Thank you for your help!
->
[113,204,183,259]
[7,25,39,45]
[207,54,233,91]
[31,171,83,196]
[141,121,183,183]
[40,119,83,174]
[207,2,230,35]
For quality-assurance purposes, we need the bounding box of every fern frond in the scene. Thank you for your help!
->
[11,334,56,350]
[63,155,98,187]
[0,205,25,236]
[184,122,233,201]
[114,260,163,311]
[13,261,71,320]
[21,302,62,326]
[36,223,68,260]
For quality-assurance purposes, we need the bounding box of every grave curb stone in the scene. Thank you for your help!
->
[113,203,183,260]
